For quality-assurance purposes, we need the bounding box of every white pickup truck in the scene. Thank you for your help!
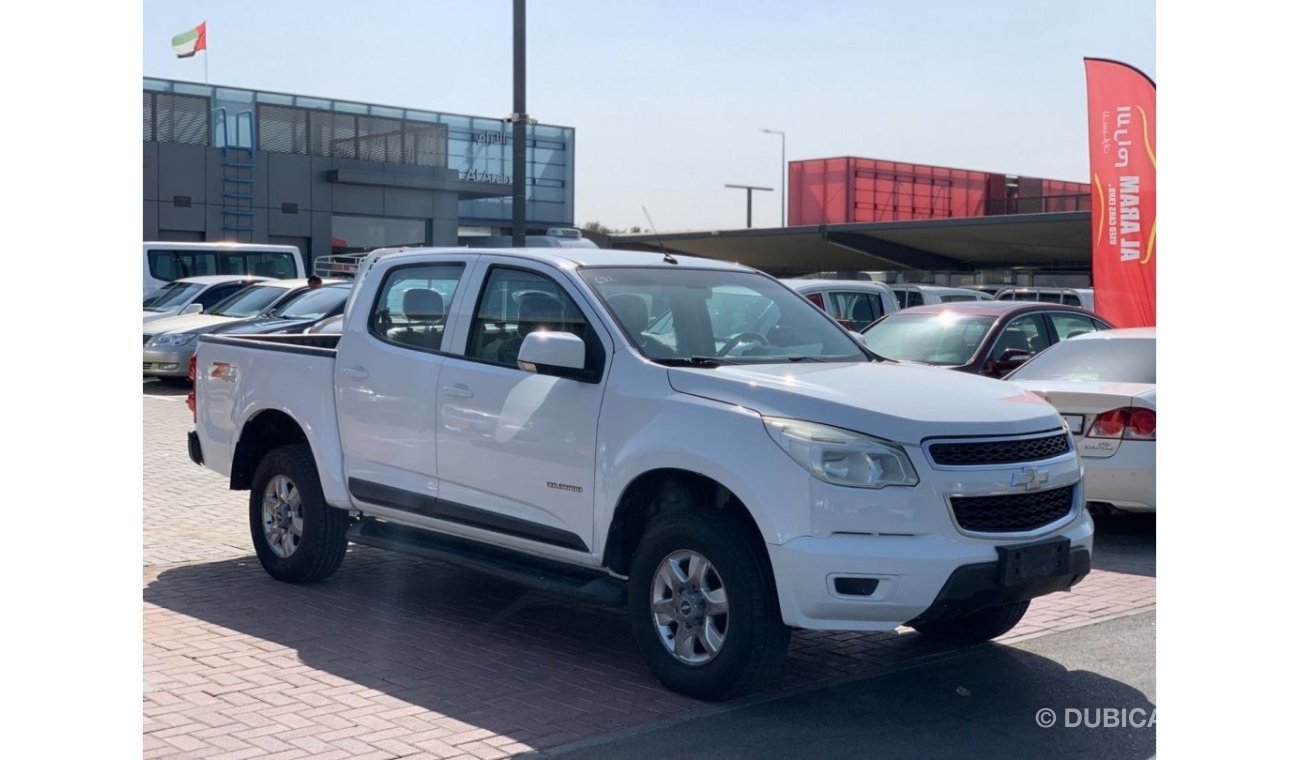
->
[188,247,1093,700]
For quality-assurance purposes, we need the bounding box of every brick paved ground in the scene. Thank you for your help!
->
[143,381,1156,759]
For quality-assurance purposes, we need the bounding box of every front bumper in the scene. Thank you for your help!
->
[767,507,1094,631]
[905,546,1090,627]
[143,345,196,377]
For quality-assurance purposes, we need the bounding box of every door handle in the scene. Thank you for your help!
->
[443,382,474,398]
[341,366,368,381]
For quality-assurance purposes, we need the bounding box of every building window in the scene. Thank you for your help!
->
[331,216,428,253]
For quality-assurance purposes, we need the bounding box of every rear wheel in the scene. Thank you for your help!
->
[628,512,790,701]
[249,444,349,583]
[911,600,1029,643]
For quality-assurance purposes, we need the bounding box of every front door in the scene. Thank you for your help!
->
[435,261,610,557]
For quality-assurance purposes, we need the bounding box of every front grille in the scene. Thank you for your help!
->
[950,484,1075,533]
[143,363,153,370]
[929,433,1070,466]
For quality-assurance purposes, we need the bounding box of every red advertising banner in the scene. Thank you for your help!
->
[1085,58,1156,327]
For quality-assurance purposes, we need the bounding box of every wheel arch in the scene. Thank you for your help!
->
[602,468,771,581]
[230,409,309,491]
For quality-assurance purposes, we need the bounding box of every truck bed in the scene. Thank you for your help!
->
[194,331,347,507]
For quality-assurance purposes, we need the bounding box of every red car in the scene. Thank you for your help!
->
[858,301,1113,378]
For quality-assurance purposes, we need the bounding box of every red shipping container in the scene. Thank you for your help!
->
[788,157,1088,226]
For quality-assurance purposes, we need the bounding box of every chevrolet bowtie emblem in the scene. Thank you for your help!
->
[1011,467,1050,490]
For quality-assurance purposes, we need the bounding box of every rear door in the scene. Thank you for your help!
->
[1043,311,1105,345]
[825,289,884,330]
[336,258,473,501]
[434,259,612,558]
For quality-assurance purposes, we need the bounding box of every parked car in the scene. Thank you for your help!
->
[304,314,344,335]
[859,301,1113,378]
[1005,328,1155,513]
[995,287,1095,311]
[781,279,899,330]
[143,276,268,324]
[212,283,353,336]
[189,246,1092,701]
[144,278,340,377]
[144,241,305,297]
[892,284,992,309]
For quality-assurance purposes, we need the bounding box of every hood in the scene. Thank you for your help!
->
[142,313,241,336]
[142,310,179,324]
[212,316,316,335]
[667,361,1063,445]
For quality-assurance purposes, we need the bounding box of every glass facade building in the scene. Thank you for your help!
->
[144,78,575,246]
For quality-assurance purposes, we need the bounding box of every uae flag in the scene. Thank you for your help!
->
[172,23,207,58]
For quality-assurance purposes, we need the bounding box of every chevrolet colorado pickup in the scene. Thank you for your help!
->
[188,247,1092,700]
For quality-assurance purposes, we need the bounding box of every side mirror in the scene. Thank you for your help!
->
[986,348,1031,377]
[517,331,587,379]
[181,303,204,315]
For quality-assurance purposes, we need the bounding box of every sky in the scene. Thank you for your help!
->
[143,0,1155,232]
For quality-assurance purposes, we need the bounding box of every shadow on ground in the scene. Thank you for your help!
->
[549,621,1156,759]
[144,547,1067,750]
[143,378,190,397]
[1091,512,1155,577]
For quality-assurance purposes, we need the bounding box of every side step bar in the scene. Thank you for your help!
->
[346,518,626,608]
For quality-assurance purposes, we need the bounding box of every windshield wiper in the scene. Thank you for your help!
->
[656,356,735,368]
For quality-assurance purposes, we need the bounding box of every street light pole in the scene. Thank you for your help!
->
[724,184,773,228]
[510,0,527,247]
[761,128,786,226]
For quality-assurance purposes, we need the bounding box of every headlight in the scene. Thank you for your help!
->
[151,333,198,347]
[763,417,918,489]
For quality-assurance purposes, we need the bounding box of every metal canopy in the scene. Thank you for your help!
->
[610,212,1091,275]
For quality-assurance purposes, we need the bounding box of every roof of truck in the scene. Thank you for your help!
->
[373,246,749,271]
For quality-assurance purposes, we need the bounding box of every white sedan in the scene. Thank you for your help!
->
[1005,327,1155,513]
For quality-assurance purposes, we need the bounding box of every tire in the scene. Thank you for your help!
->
[911,600,1030,643]
[628,511,790,701]
[249,444,349,584]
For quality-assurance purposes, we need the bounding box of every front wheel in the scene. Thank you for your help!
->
[628,512,790,701]
[910,600,1029,643]
[248,444,349,583]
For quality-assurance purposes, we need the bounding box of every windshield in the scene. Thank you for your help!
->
[861,311,996,365]
[208,285,289,318]
[1007,337,1155,384]
[269,285,350,319]
[580,267,866,364]
[143,282,203,311]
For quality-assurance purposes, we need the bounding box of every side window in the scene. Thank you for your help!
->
[990,314,1049,358]
[906,290,924,309]
[1062,293,1082,306]
[1048,312,1099,342]
[369,263,465,352]
[468,267,590,368]
[828,291,882,330]
[196,283,244,309]
[804,291,826,309]
[1091,318,1109,331]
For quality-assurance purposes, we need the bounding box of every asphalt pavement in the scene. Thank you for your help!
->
[546,610,1156,759]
